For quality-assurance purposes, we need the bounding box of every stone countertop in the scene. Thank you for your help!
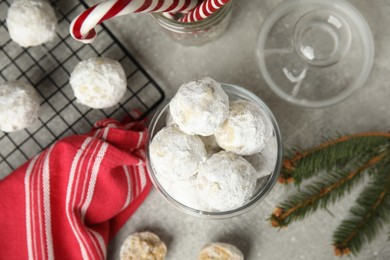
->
[84,0,390,259]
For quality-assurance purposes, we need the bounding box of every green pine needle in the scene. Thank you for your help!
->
[281,135,388,184]
[273,153,385,226]
[270,132,390,257]
[333,163,390,255]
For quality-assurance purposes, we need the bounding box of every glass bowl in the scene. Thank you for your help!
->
[146,83,283,219]
[256,0,374,108]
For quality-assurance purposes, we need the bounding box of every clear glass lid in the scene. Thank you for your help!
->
[256,0,374,108]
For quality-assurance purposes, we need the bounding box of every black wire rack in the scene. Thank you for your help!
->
[0,0,165,178]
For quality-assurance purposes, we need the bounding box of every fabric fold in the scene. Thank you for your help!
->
[0,117,151,259]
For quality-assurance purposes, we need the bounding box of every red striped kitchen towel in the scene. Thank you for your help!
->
[0,117,152,259]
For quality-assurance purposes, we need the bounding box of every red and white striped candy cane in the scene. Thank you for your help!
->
[180,0,230,23]
[70,0,202,43]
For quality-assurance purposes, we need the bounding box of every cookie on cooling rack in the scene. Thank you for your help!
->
[6,0,57,47]
[70,57,127,109]
[0,80,40,133]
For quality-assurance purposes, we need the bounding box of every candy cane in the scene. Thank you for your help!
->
[180,0,230,23]
[70,0,202,43]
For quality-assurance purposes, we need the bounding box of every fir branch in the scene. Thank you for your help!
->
[271,152,387,227]
[333,163,390,256]
[280,133,390,184]
[270,132,390,257]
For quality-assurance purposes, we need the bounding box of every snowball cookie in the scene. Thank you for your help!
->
[149,125,207,180]
[199,135,221,156]
[7,0,57,47]
[156,174,209,210]
[170,77,229,136]
[215,100,272,156]
[70,57,127,109]
[120,231,167,260]
[0,80,40,132]
[197,151,257,211]
[199,242,244,260]
[244,135,278,179]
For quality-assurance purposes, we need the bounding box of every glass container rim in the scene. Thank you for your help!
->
[151,1,233,31]
[146,83,283,219]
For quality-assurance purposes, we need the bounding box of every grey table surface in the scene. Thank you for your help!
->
[83,0,390,259]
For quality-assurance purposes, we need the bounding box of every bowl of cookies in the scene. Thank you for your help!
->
[146,77,282,218]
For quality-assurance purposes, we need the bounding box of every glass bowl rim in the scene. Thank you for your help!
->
[146,83,283,219]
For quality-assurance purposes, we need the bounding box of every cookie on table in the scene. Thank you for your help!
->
[199,242,244,260]
[120,231,167,260]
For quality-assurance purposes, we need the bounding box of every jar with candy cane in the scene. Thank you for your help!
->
[70,0,234,46]
[152,0,234,45]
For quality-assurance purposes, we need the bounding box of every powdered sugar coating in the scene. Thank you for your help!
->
[7,0,57,47]
[199,135,221,156]
[0,81,40,132]
[197,151,257,211]
[244,135,278,179]
[150,125,207,180]
[70,57,127,109]
[215,100,272,156]
[120,231,167,260]
[157,174,209,210]
[199,242,244,260]
[170,77,229,136]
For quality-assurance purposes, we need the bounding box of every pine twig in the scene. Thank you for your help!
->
[271,152,387,227]
[270,132,390,257]
[286,132,390,165]
[280,132,390,184]
[333,163,390,256]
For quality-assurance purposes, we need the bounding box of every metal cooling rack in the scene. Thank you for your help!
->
[0,0,165,178]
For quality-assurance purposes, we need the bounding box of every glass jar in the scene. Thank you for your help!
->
[146,83,283,219]
[151,1,234,46]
